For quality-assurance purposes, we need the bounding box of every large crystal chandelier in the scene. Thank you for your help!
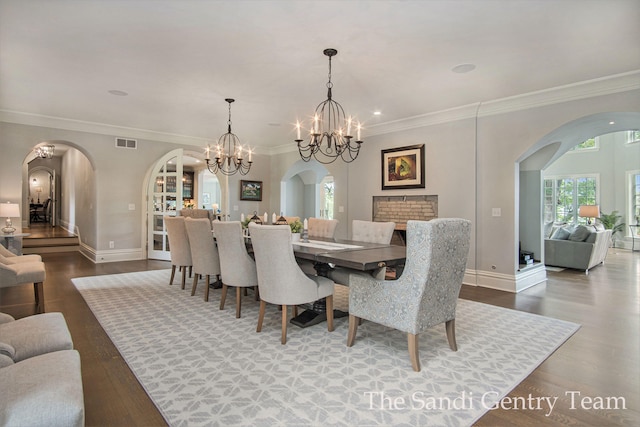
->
[295,48,363,164]
[35,144,55,159]
[205,98,253,176]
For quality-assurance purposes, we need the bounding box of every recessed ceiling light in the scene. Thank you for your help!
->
[452,63,476,74]
[373,111,382,116]
[108,89,128,96]
[609,121,615,125]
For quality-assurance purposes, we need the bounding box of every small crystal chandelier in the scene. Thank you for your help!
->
[35,144,55,159]
[295,48,363,164]
[205,98,253,176]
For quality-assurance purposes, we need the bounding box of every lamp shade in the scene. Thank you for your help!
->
[578,205,600,219]
[0,202,20,218]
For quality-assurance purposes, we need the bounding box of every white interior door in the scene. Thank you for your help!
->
[147,150,183,260]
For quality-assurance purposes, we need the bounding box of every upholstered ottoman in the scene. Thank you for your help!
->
[0,350,85,427]
[0,312,73,362]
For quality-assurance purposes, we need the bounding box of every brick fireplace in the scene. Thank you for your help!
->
[373,195,438,244]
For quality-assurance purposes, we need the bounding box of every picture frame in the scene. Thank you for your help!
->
[240,180,263,201]
[381,144,425,190]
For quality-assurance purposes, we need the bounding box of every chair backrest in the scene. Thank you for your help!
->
[179,209,214,223]
[184,217,220,276]
[351,220,396,244]
[284,216,300,225]
[211,221,257,287]
[398,218,471,332]
[164,216,192,266]
[42,199,51,209]
[249,224,322,305]
[307,218,338,238]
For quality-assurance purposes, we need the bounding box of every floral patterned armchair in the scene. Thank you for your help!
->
[347,218,471,371]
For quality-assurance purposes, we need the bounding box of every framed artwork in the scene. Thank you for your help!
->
[240,180,263,201]
[381,144,425,190]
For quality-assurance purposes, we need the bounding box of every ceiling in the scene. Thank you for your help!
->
[1,0,639,154]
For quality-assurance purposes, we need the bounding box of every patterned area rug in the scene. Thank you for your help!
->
[73,270,579,426]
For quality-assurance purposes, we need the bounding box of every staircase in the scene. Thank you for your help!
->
[21,225,80,254]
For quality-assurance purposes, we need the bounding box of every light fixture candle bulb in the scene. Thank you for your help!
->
[296,121,301,140]
[313,115,319,134]
[347,117,352,136]
[357,123,361,140]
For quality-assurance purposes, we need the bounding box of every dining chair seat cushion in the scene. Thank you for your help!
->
[0,312,73,362]
[0,350,85,427]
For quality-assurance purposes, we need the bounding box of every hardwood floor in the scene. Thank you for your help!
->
[1,249,638,426]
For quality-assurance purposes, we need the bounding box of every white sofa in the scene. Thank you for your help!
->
[544,224,612,273]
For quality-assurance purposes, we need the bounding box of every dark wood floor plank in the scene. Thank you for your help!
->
[1,248,638,426]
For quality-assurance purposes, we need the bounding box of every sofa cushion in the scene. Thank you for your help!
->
[569,225,593,242]
[551,226,571,240]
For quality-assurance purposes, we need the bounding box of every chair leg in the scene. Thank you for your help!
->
[191,274,198,296]
[256,300,266,332]
[204,274,210,302]
[254,286,259,301]
[325,295,334,332]
[181,266,187,290]
[445,319,457,351]
[408,333,420,372]
[281,305,288,345]
[347,314,358,347]
[34,282,45,313]
[169,265,176,285]
[236,287,242,318]
[189,266,193,278]
[292,305,298,317]
[220,284,228,310]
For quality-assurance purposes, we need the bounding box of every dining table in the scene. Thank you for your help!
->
[289,236,407,327]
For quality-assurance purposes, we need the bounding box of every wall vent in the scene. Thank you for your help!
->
[115,138,137,149]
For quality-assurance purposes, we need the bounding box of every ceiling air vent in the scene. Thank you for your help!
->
[115,138,137,149]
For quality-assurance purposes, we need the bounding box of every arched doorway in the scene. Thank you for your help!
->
[280,160,331,220]
[517,112,640,262]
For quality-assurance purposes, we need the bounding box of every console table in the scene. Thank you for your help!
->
[0,233,30,255]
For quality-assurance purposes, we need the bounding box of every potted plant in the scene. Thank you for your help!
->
[289,219,303,241]
[598,210,626,247]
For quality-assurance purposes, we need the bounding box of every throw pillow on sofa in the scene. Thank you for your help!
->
[551,226,571,240]
[569,225,593,242]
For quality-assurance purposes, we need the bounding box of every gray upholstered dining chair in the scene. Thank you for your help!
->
[298,217,340,275]
[211,221,258,318]
[184,217,221,302]
[164,216,192,290]
[346,218,471,372]
[327,220,396,284]
[0,259,46,313]
[307,217,339,238]
[249,223,335,344]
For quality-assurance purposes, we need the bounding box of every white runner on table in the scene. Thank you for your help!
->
[292,240,364,250]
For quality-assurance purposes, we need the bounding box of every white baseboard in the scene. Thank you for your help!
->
[80,243,144,263]
[474,264,547,293]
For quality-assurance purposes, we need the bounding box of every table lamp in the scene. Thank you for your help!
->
[0,202,20,234]
[578,205,600,225]
[36,186,43,203]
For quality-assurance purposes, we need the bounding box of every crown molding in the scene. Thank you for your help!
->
[366,70,640,137]
[0,109,212,147]
[2,70,638,150]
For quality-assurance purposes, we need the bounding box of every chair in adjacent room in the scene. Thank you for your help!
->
[184,217,221,302]
[0,259,47,313]
[164,216,192,290]
[327,220,396,285]
[212,221,258,318]
[32,198,51,223]
[346,218,471,372]
[249,223,335,344]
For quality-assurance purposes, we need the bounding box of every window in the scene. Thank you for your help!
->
[626,130,640,145]
[320,175,334,219]
[543,175,598,224]
[629,171,640,229]
[569,137,599,152]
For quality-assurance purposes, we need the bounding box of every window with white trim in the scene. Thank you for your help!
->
[629,171,640,230]
[569,137,599,152]
[543,175,598,224]
[626,130,640,145]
